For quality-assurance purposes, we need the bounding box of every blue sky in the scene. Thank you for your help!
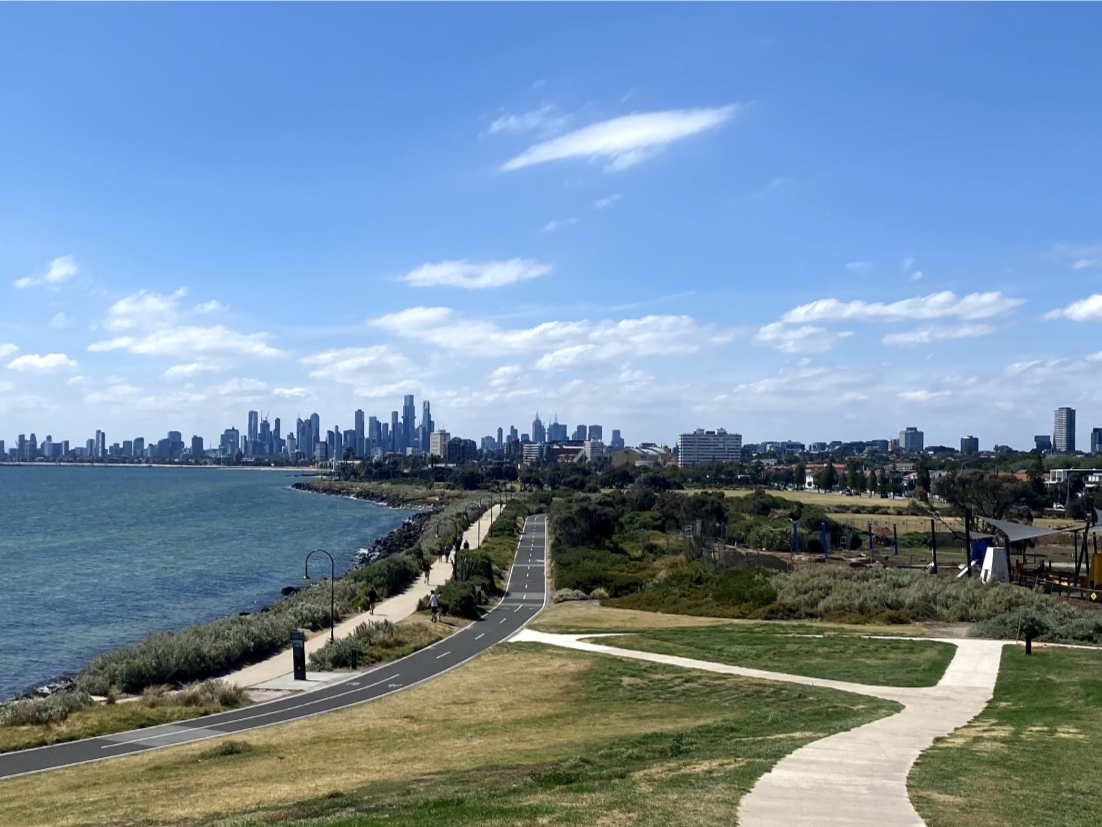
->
[2,3,1101,450]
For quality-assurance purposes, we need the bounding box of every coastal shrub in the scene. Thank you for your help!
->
[553,589,590,603]
[308,620,415,671]
[437,580,481,619]
[454,550,495,592]
[0,690,93,727]
[713,568,778,609]
[308,637,363,671]
[175,680,247,708]
[199,740,255,759]
[972,603,1102,645]
[553,546,655,597]
[590,587,609,600]
[349,553,420,606]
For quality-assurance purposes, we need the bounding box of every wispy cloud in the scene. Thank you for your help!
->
[162,362,222,379]
[49,312,68,328]
[882,324,995,348]
[13,256,78,289]
[0,344,18,359]
[487,105,570,137]
[542,218,577,233]
[846,261,872,273]
[909,271,924,282]
[753,322,853,353]
[398,258,552,289]
[500,105,739,173]
[594,194,622,209]
[194,300,228,314]
[1045,294,1102,322]
[7,353,78,372]
[898,389,952,402]
[1052,243,1102,270]
[781,291,1024,324]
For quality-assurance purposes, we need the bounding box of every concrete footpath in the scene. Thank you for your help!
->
[513,630,1008,827]
[225,504,503,694]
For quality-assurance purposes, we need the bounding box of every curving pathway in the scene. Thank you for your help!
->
[512,630,1008,827]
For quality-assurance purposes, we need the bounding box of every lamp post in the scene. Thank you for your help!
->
[304,549,336,642]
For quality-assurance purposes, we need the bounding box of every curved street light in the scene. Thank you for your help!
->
[435,515,463,554]
[304,549,336,642]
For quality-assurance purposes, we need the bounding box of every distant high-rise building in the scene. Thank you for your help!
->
[391,410,400,452]
[430,429,450,459]
[572,424,588,441]
[191,436,204,457]
[248,411,259,443]
[402,394,416,449]
[380,422,390,453]
[368,416,380,453]
[355,409,365,457]
[677,428,742,467]
[133,436,145,457]
[610,429,625,450]
[95,430,106,459]
[588,425,603,441]
[548,420,568,442]
[220,428,239,456]
[508,425,518,443]
[1091,427,1102,455]
[1035,435,1052,453]
[1054,407,1076,454]
[960,436,979,456]
[309,413,321,450]
[419,400,434,451]
[343,429,356,457]
[531,413,545,444]
[497,427,504,451]
[899,427,924,453]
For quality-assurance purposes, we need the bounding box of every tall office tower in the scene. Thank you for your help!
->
[60,440,69,457]
[248,411,259,443]
[327,429,337,457]
[531,413,545,444]
[610,429,625,450]
[572,424,587,441]
[355,409,365,457]
[95,430,106,458]
[122,440,134,457]
[26,433,38,460]
[368,416,380,452]
[17,434,26,457]
[1054,407,1076,454]
[419,400,433,450]
[1091,427,1102,455]
[133,437,145,456]
[548,420,568,442]
[0,440,4,457]
[380,422,390,453]
[899,427,924,453]
[588,425,603,441]
[42,436,53,459]
[191,436,204,457]
[497,427,504,451]
[309,413,321,451]
[960,435,979,455]
[274,418,281,440]
[509,425,518,443]
[391,410,400,452]
[343,429,356,457]
[402,395,416,449]
[86,438,95,456]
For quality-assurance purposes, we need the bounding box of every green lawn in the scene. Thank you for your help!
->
[596,625,956,687]
[0,645,898,827]
[910,645,1102,827]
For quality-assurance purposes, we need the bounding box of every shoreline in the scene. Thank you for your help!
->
[3,484,425,704]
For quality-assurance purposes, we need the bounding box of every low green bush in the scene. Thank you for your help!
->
[199,739,254,759]
[973,603,1102,644]
[0,691,93,727]
[437,580,482,619]
[713,568,778,609]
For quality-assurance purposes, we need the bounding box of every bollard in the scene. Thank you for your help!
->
[1025,632,1033,655]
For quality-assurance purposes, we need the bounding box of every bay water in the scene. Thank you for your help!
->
[0,466,413,701]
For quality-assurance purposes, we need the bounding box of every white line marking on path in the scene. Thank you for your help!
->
[475,633,485,640]
[435,651,451,659]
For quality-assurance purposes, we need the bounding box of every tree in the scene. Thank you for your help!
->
[933,470,1041,521]
[816,461,838,492]
[878,468,888,498]
[794,459,807,491]
[869,468,879,496]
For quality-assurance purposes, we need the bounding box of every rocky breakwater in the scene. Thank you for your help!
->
[353,511,433,567]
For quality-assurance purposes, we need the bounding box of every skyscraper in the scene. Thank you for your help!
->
[899,427,924,453]
[610,429,624,450]
[497,427,504,451]
[1091,427,1102,455]
[588,425,603,441]
[248,411,259,442]
[508,425,518,443]
[419,400,433,450]
[380,422,390,453]
[368,416,380,453]
[310,413,320,452]
[1054,407,1076,454]
[391,410,400,452]
[532,413,545,444]
[960,436,979,455]
[355,409,365,457]
[402,394,416,449]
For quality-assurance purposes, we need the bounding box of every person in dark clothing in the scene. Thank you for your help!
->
[423,558,432,584]
[367,587,378,615]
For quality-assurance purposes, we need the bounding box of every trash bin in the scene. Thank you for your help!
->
[292,630,307,681]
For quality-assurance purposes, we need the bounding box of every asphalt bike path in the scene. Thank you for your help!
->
[0,515,549,781]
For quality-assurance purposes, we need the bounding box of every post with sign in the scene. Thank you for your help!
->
[291,629,307,681]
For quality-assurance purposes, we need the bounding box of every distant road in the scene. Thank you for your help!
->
[0,515,548,781]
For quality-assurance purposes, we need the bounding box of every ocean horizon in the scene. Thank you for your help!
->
[0,466,414,701]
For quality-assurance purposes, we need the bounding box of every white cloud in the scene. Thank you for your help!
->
[487,105,570,136]
[398,259,552,290]
[898,389,952,402]
[0,344,18,359]
[162,362,221,379]
[49,312,68,328]
[1045,294,1102,322]
[273,387,309,398]
[846,261,872,272]
[910,271,924,282]
[207,378,268,397]
[881,324,995,348]
[0,381,10,392]
[104,289,184,332]
[194,300,228,314]
[781,291,1024,324]
[489,365,522,388]
[542,218,577,232]
[1053,243,1102,270]
[753,322,853,353]
[13,256,78,289]
[500,105,739,173]
[594,194,622,209]
[371,307,732,368]
[7,353,78,372]
[300,346,413,386]
[89,326,282,358]
[85,384,143,404]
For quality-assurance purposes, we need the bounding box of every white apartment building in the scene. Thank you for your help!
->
[677,428,742,467]
[429,429,450,459]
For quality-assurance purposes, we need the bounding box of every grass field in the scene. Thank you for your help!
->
[0,644,898,827]
[598,626,956,687]
[698,488,935,511]
[909,644,1102,827]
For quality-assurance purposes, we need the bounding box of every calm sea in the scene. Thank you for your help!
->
[0,466,414,700]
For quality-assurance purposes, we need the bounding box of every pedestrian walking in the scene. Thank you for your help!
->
[422,558,431,584]
[429,589,441,623]
[367,587,378,615]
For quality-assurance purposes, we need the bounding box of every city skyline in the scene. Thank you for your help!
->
[2,5,1102,446]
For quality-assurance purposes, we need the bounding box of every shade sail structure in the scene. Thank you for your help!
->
[981,517,1069,543]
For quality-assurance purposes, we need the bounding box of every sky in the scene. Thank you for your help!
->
[1,4,1101,451]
